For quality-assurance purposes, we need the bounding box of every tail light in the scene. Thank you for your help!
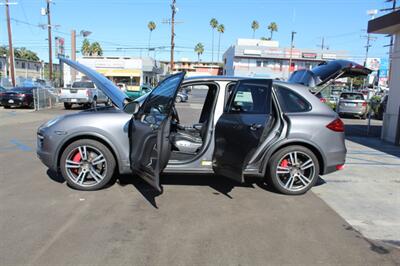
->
[362,102,367,107]
[326,118,344,132]
[319,98,327,103]
[86,90,90,97]
[16,93,25,97]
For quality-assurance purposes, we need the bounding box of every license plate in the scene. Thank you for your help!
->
[8,99,14,103]
[71,99,77,103]
[345,103,356,107]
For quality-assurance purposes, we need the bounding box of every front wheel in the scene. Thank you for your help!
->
[175,96,182,103]
[60,139,116,191]
[267,145,320,195]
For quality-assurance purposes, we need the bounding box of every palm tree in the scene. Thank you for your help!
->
[217,24,225,62]
[147,21,156,56]
[267,22,278,40]
[81,39,91,56]
[194,43,204,62]
[251,20,259,38]
[209,18,218,62]
[90,42,103,56]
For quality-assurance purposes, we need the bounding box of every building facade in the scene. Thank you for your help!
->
[369,10,400,144]
[161,59,223,76]
[64,56,163,90]
[222,39,348,80]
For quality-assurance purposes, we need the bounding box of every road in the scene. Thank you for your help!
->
[0,95,399,265]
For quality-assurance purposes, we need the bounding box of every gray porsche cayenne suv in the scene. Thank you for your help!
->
[37,58,370,195]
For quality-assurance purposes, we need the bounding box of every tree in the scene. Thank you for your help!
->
[217,24,225,62]
[81,39,91,56]
[267,22,278,40]
[209,18,219,62]
[147,21,156,55]
[251,20,259,38]
[15,47,40,61]
[0,46,39,61]
[90,42,103,56]
[194,43,204,62]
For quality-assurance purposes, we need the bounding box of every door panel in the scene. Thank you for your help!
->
[213,79,272,182]
[130,72,185,191]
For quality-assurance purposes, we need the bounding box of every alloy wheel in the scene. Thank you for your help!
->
[65,145,107,187]
[275,151,316,192]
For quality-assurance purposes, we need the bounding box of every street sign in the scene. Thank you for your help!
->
[55,37,65,56]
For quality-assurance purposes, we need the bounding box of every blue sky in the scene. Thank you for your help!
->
[0,0,394,64]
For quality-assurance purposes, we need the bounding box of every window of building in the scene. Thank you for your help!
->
[21,62,25,68]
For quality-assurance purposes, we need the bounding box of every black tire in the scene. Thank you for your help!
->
[175,96,182,103]
[361,113,367,120]
[4,105,10,109]
[60,139,116,191]
[64,103,72,109]
[266,145,320,195]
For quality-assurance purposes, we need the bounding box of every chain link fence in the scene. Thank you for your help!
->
[32,87,59,110]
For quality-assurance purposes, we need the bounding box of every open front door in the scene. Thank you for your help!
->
[213,79,273,183]
[130,72,185,191]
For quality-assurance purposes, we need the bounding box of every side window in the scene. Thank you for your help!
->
[229,82,271,114]
[275,86,311,113]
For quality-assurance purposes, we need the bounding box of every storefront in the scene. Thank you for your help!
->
[64,56,162,91]
[368,10,400,144]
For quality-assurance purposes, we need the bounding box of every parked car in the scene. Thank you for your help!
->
[125,84,153,100]
[175,90,188,103]
[0,86,7,106]
[59,81,109,109]
[1,87,35,108]
[375,94,388,120]
[336,92,368,119]
[37,59,370,195]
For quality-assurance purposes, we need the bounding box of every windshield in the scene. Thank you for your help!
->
[72,82,95,88]
[340,93,364,100]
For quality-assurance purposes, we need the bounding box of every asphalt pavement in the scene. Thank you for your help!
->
[0,97,399,265]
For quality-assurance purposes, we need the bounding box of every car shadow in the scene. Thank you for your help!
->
[47,169,65,183]
[117,174,270,208]
[345,123,382,138]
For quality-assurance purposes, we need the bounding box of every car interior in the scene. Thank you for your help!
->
[169,83,220,162]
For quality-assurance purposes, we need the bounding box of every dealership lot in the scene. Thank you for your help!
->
[0,99,399,265]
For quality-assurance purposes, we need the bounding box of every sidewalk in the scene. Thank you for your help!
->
[313,136,400,247]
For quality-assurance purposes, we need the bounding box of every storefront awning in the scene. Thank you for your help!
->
[96,69,142,77]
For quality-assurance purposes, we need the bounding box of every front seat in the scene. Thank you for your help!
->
[173,122,207,153]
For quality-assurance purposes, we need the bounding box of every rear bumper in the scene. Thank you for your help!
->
[1,98,28,107]
[337,106,367,115]
[60,97,90,104]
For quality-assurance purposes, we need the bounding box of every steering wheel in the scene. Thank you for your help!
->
[171,105,180,124]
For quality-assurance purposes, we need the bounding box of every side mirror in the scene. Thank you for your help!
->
[123,101,140,114]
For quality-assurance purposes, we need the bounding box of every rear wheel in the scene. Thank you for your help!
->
[175,96,182,103]
[64,103,72,109]
[60,139,116,191]
[267,145,320,195]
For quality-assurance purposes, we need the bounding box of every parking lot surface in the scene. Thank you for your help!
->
[0,100,399,265]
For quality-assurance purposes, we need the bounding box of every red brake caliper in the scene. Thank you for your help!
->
[71,151,81,174]
[280,159,288,168]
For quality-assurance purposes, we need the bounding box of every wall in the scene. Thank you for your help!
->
[382,33,400,143]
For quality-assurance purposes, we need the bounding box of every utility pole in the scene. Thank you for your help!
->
[288,31,296,76]
[46,0,53,81]
[361,34,377,66]
[170,0,176,72]
[318,37,325,50]
[71,30,76,82]
[4,0,16,86]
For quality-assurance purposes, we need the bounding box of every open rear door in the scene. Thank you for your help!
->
[129,73,185,191]
[213,79,273,183]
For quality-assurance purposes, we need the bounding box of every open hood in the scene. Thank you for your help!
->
[288,60,372,87]
[60,57,130,109]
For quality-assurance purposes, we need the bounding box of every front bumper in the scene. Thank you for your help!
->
[36,129,59,172]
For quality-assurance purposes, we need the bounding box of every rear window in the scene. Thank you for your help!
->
[275,86,311,113]
[340,93,364,100]
[72,82,95,88]
[11,87,34,93]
